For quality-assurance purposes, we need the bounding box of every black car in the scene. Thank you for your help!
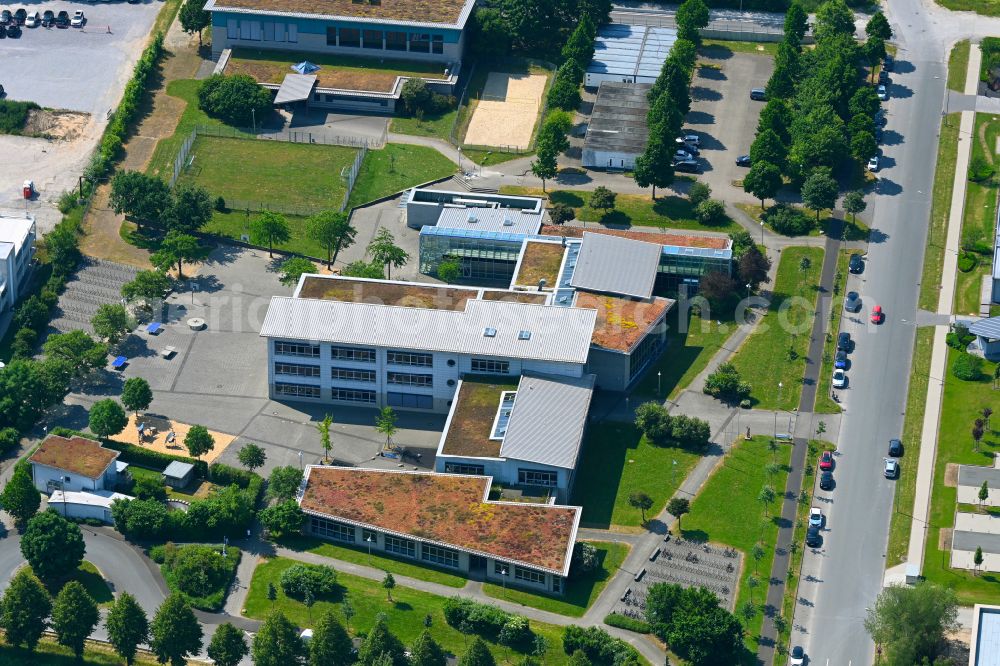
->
[837,331,852,352]
[673,160,702,174]
[888,438,903,457]
[849,253,864,274]
[0,10,11,24]
[55,11,68,27]
[875,126,883,143]
[879,69,890,85]
[736,154,751,167]
[819,470,834,491]
[41,9,54,26]
[806,526,822,547]
[6,23,20,37]
[844,290,862,313]
[750,88,767,101]
[13,8,25,24]
[884,54,894,71]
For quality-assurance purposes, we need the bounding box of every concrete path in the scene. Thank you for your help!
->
[892,40,981,584]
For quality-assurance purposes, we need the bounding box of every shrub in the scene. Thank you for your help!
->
[215,196,227,212]
[57,190,78,214]
[704,363,752,403]
[443,598,528,641]
[561,625,639,665]
[958,251,978,272]
[953,352,984,381]
[0,427,18,454]
[549,202,575,225]
[197,74,273,126]
[602,612,651,634]
[170,545,233,598]
[764,204,814,236]
[970,155,995,183]
[498,616,532,649]
[279,563,338,599]
[0,99,41,134]
[688,182,711,206]
[694,199,726,226]
[571,542,599,575]
[133,475,167,501]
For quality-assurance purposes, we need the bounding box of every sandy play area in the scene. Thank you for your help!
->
[463,72,547,150]
[120,413,236,465]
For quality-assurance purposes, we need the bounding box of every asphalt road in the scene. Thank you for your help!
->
[792,2,946,663]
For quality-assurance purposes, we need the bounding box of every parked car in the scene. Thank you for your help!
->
[884,458,899,479]
[0,10,11,24]
[844,291,862,313]
[678,134,700,146]
[871,304,884,324]
[56,10,69,27]
[884,54,894,71]
[868,154,880,172]
[879,69,890,84]
[790,646,806,666]
[24,11,38,26]
[41,9,54,26]
[736,154,752,167]
[674,149,695,162]
[750,88,767,101]
[806,526,822,547]
[835,350,848,369]
[809,507,823,528]
[877,84,889,101]
[0,24,6,37]
[849,253,864,274]
[838,331,852,351]
[833,368,847,389]
[6,22,19,36]
[13,8,25,23]
[875,108,887,126]
[888,438,903,457]
[820,470,834,490]
[819,450,834,471]
[673,160,702,174]
[71,10,85,26]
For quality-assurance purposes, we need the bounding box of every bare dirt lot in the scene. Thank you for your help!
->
[464,72,546,150]
[23,110,91,141]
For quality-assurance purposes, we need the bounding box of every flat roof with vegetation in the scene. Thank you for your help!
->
[540,224,731,250]
[575,291,674,353]
[29,435,119,480]
[514,241,565,290]
[299,466,580,574]
[298,275,480,311]
[479,290,549,304]
[440,377,518,458]
[208,0,473,27]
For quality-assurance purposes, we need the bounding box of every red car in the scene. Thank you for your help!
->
[819,451,834,471]
[870,305,884,324]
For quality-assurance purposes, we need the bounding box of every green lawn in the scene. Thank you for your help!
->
[731,246,825,411]
[700,40,779,57]
[954,113,1000,316]
[0,636,164,665]
[681,436,792,653]
[245,557,589,665]
[154,544,240,611]
[128,465,217,503]
[922,347,1000,604]
[461,148,526,167]
[346,143,456,208]
[390,111,458,143]
[177,135,357,212]
[735,203,865,240]
[632,309,737,402]
[937,0,1000,16]
[571,422,702,529]
[75,561,114,606]
[921,115,961,311]
[813,250,851,414]
[949,40,972,92]
[481,541,629,617]
[275,535,467,587]
[500,186,740,232]
[886,327,934,567]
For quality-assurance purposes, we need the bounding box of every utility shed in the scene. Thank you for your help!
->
[582,82,651,170]
[585,24,677,88]
[162,461,196,490]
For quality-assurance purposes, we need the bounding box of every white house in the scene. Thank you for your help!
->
[48,489,133,525]
[0,215,36,316]
[29,435,123,494]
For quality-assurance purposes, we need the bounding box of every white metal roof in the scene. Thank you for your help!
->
[260,295,597,364]
[163,461,195,478]
[570,231,660,299]
[587,24,678,79]
[0,216,34,259]
[436,207,543,235]
[499,373,595,470]
[974,606,1000,666]
[274,74,317,105]
[49,489,133,509]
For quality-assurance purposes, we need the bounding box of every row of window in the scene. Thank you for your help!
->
[445,463,485,475]
[274,382,437,409]
[491,561,545,585]
[324,27,444,54]
[276,364,435,388]
[312,92,390,108]
[276,342,510,376]
[225,19,298,43]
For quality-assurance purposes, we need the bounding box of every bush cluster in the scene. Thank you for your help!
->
[0,99,41,134]
[947,324,976,351]
[703,363,752,404]
[151,542,240,610]
[953,352,984,381]
[399,78,454,118]
[602,612,652,634]
[764,204,814,236]
[561,625,641,665]
[279,563,339,600]
[197,74,273,126]
[443,597,534,645]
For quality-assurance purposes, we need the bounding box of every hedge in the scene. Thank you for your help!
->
[210,462,265,507]
[50,427,209,477]
[602,613,651,634]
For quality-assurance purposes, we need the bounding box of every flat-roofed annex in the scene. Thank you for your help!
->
[576,291,675,353]
[440,376,518,458]
[205,0,474,28]
[296,275,481,311]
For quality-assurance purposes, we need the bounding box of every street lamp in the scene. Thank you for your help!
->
[251,107,256,134]
[500,565,508,596]
[298,450,303,470]
[457,146,462,173]
[657,371,662,396]
[223,535,228,557]
[366,534,375,557]
[760,220,765,245]
[774,382,783,440]
[746,282,752,301]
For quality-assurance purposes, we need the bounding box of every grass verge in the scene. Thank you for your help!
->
[572,422,702,529]
[700,40,779,57]
[731,246,825,411]
[885,327,934,567]
[347,143,456,208]
[481,541,629,617]
[152,543,240,611]
[921,114,961,311]
[813,250,851,414]
[681,435,792,652]
[949,40,972,93]
[0,634,164,665]
[390,111,458,143]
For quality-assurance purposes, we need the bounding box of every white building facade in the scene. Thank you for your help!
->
[0,216,36,316]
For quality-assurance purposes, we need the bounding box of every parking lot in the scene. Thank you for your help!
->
[0,0,163,228]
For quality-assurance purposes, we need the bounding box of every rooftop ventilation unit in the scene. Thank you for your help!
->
[483,327,497,337]
[503,216,514,226]
[518,330,532,341]
[467,213,478,223]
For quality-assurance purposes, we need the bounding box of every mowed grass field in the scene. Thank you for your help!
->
[177,135,357,211]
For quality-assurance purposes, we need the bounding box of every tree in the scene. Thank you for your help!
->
[52,581,99,660]
[150,231,201,278]
[89,398,128,442]
[738,246,771,291]
[91,303,132,344]
[843,190,867,224]
[0,568,51,652]
[974,546,985,576]
[548,203,575,225]
[982,481,992,510]
[738,600,757,625]
[849,87,881,119]
[667,497,690,531]
[375,406,398,451]
[383,571,396,601]
[974,421,985,452]
[207,623,248,666]
[122,377,153,416]
[784,2,808,46]
[317,414,333,462]
[252,611,305,666]
[410,629,447,666]
[184,424,215,459]
[151,595,203,666]
[675,0,709,45]
[589,187,616,217]
[168,184,213,234]
[632,136,675,200]
[122,269,171,306]
[865,582,958,666]
[561,15,596,66]
[546,65,583,111]
[698,270,739,309]
[268,466,304,502]
[865,11,892,41]
[367,228,409,279]
[109,170,172,232]
[851,130,878,164]
[801,168,839,220]
[341,260,386,279]
[111,498,169,541]
[42,330,108,376]
[628,492,654,523]
[645,584,743,665]
[259,499,305,536]
[985,406,994,429]
[179,0,210,44]
[538,111,573,155]
[695,199,726,226]
[758,485,776,517]
[742,161,782,209]
[460,637,497,666]
[530,143,558,192]
[437,260,461,283]
[279,257,316,287]
[358,617,406,666]
[688,182,711,206]
[635,401,672,444]
[251,211,292,258]
[1,464,41,526]
[21,510,86,585]
[237,442,267,472]
[751,543,767,574]
[306,211,356,269]
[400,78,432,115]
[198,74,272,127]
[106,592,148,666]
[813,0,856,42]
[308,611,352,666]
[749,129,786,171]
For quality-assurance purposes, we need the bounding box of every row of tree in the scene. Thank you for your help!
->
[468,0,611,60]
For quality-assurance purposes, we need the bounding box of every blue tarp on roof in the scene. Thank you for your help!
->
[292,61,319,75]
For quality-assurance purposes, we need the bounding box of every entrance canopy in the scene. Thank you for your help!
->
[275,74,317,105]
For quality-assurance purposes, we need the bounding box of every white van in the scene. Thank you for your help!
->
[24,11,39,26]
